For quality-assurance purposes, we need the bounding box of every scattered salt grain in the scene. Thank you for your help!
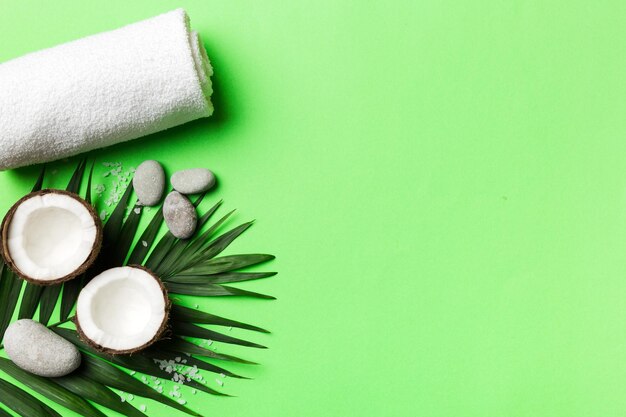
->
[156,386,163,393]
[130,371,136,375]
[142,240,148,247]
[120,397,125,403]
[191,389,197,395]
[178,399,187,405]
[140,405,147,412]
[220,373,226,378]
[128,394,134,401]
[216,379,224,387]
[134,207,141,214]
[99,210,107,221]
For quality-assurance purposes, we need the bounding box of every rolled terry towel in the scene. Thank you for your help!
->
[0,9,213,170]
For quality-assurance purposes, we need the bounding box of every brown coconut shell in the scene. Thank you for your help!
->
[75,265,171,355]
[1,189,103,286]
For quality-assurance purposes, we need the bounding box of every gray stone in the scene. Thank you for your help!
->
[171,168,216,195]
[163,191,197,239]
[133,160,165,206]
[4,319,81,377]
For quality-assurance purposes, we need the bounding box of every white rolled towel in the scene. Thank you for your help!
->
[0,9,213,170]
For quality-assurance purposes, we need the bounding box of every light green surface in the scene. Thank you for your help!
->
[1,1,626,416]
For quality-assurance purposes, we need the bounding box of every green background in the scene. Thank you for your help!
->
[1,1,626,416]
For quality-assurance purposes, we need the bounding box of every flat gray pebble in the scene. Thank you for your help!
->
[4,319,81,377]
[171,168,216,194]
[133,160,165,206]
[163,191,197,239]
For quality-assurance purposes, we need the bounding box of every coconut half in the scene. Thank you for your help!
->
[1,190,102,285]
[76,266,170,354]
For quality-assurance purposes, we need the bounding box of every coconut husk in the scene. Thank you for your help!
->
[75,265,171,355]
[1,189,103,286]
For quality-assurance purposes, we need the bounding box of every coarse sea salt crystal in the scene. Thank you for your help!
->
[142,240,148,247]
[134,207,141,214]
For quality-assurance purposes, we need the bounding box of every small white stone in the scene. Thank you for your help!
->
[4,320,81,377]
[163,191,197,239]
[133,160,165,206]
[170,168,216,195]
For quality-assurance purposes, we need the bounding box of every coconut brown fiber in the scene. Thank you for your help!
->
[74,265,171,355]
[0,189,103,286]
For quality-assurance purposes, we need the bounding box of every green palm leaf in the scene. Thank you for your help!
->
[167,271,276,285]
[0,357,105,417]
[126,206,164,265]
[171,304,270,333]
[176,254,275,276]
[159,337,257,364]
[53,373,147,417]
[166,282,275,299]
[0,265,22,340]
[171,321,267,349]
[0,161,275,416]
[0,378,62,417]
[18,284,44,320]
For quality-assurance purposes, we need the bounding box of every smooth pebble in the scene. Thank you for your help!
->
[133,160,165,206]
[4,319,81,377]
[163,191,197,239]
[171,168,216,194]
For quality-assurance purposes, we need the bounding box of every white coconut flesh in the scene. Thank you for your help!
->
[7,193,98,281]
[77,267,167,351]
